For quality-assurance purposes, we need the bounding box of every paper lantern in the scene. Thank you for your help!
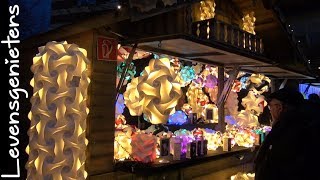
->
[114,129,132,161]
[200,0,216,20]
[241,11,256,35]
[138,58,182,124]
[187,84,209,117]
[236,110,259,127]
[249,73,271,87]
[168,110,188,125]
[241,91,266,115]
[131,134,157,163]
[205,131,222,150]
[204,74,217,88]
[234,130,255,148]
[124,77,143,116]
[27,41,90,179]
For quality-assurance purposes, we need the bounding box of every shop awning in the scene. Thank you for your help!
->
[122,34,314,79]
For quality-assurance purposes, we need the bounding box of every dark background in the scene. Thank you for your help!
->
[1,1,29,179]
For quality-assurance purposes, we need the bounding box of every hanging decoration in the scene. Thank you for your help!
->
[170,57,181,73]
[27,41,90,180]
[181,103,193,115]
[199,0,216,20]
[124,58,182,124]
[241,11,256,35]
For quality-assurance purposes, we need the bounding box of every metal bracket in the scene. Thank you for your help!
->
[116,43,138,102]
[217,66,240,107]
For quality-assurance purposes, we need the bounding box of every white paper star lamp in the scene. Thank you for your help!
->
[27,41,90,180]
[138,58,182,124]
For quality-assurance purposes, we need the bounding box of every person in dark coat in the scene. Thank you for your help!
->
[254,88,320,180]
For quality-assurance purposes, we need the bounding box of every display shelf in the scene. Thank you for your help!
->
[114,146,257,176]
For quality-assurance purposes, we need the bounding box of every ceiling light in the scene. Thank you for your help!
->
[117,5,121,9]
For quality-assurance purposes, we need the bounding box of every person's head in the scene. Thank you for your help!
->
[308,93,320,102]
[267,88,304,126]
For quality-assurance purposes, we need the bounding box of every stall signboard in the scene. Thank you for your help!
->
[97,36,118,61]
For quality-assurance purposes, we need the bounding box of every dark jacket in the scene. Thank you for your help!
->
[254,101,320,180]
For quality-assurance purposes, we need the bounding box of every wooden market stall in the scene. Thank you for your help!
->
[21,0,315,180]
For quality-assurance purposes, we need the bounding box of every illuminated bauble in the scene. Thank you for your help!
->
[204,74,218,88]
[180,66,196,84]
[168,110,188,125]
[116,94,125,117]
[124,77,143,116]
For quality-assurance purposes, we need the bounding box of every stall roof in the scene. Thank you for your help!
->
[122,34,314,79]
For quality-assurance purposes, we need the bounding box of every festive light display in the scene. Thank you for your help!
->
[241,91,266,115]
[168,110,188,125]
[27,41,90,179]
[249,73,271,87]
[204,74,218,88]
[131,134,157,163]
[202,104,218,123]
[174,129,194,154]
[181,103,193,115]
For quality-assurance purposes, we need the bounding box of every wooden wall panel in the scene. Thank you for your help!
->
[85,31,117,178]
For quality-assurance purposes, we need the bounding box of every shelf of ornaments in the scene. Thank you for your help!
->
[114,145,258,175]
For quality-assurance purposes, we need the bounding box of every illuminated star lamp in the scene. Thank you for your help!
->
[174,129,194,154]
[27,41,90,179]
[124,58,182,124]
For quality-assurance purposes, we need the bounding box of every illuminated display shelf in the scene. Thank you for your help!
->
[115,145,257,176]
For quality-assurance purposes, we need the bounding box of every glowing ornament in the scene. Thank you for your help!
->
[249,73,271,87]
[205,131,222,150]
[131,134,157,163]
[242,11,256,35]
[234,130,255,148]
[139,58,182,124]
[168,110,188,125]
[27,41,90,180]
[114,129,132,161]
[117,62,136,81]
[240,76,249,90]
[180,66,196,85]
[204,74,218,88]
[124,77,143,116]
[200,0,216,20]
[241,91,266,115]
[116,94,125,117]
[174,129,194,154]
[236,110,259,127]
